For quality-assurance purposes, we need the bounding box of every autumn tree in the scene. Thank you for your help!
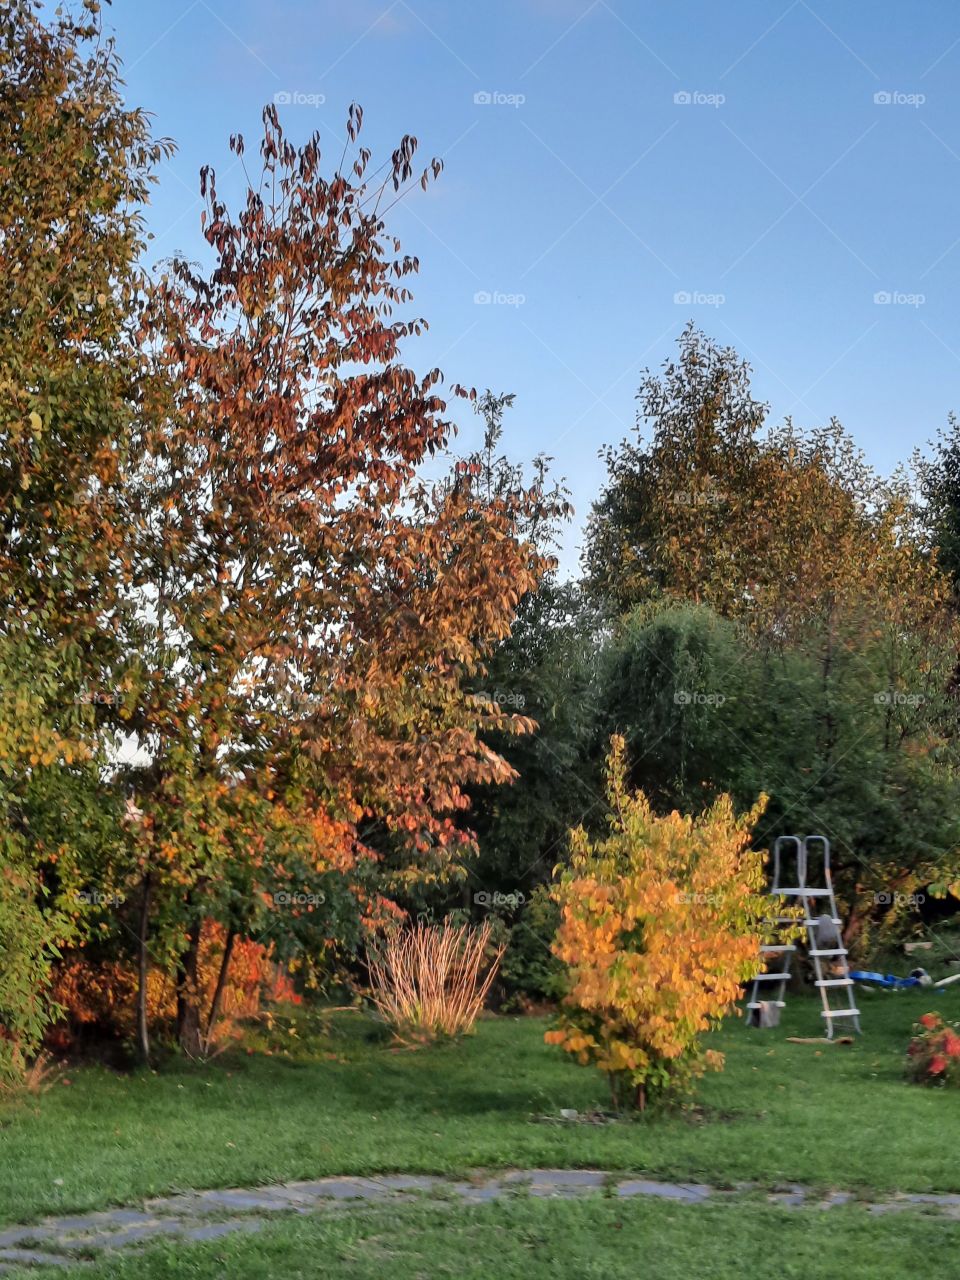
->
[0,0,168,1078]
[546,735,771,1110]
[125,106,558,1055]
[584,324,766,616]
[584,325,951,649]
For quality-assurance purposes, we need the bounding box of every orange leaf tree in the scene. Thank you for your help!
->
[546,735,771,1110]
[126,105,557,1056]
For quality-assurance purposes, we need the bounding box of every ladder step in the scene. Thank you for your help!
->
[775,888,832,897]
[753,972,790,981]
[809,948,845,957]
[747,1001,786,1009]
[816,978,854,987]
[761,944,796,953]
[765,916,842,926]
[822,1008,860,1018]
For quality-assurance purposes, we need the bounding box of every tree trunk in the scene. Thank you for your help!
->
[136,869,152,1067]
[176,916,203,1058]
[842,896,872,956]
[202,925,236,1056]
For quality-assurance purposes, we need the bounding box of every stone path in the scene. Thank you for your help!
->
[2,1170,959,1271]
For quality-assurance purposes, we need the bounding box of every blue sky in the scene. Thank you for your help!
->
[105,0,960,571]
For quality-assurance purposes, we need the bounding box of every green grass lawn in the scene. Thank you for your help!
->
[12,1197,960,1280]
[1,990,958,1229]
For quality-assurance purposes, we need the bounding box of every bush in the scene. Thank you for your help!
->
[905,1012,960,1085]
[0,855,60,1090]
[545,735,770,1111]
[366,921,504,1044]
[498,885,565,1008]
[48,922,299,1054]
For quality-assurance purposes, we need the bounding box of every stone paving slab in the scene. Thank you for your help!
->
[55,1221,187,1253]
[5,1170,960,1271]
[869,1192,960,1220]
[267,1177,387,1203]
[616,1178,712,1203]
[446,1181,509,1204]
[181,1218,266,1243]
[194,1190,297,1212]
[0,1248,74,1269]
[369,1175,441,1193]
[0,1229,53,1251]
[767,1183,808,1208]
[503,1169,608,1189]
[817,1191,855,1209]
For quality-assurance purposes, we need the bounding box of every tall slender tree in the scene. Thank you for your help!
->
[0,0,169,1077]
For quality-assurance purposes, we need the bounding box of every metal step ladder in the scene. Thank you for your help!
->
[747,834,861,1038]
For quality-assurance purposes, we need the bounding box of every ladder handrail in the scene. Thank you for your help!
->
[801,834,832,890]
[771,835,802,895]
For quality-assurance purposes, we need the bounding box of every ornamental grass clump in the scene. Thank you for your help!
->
[366,921,504,1044]
[546,734,771,1112]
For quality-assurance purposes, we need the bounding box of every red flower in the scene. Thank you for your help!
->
[943,1032,960,1059]
[929,1054,948,1075]
[919,1013,941,1030]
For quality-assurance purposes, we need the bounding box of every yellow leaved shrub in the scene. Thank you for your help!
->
[546,735,771,1110]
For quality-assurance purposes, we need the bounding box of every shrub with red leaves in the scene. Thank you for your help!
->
[905,1012,960,1086]
[49,921,299,1050]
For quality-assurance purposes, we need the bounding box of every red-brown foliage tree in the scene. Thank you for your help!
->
[126,105,559,1056]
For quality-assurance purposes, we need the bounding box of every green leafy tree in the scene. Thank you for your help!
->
[916,413,960,602]
[600,603,960,950]
[0,0,168,1079]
